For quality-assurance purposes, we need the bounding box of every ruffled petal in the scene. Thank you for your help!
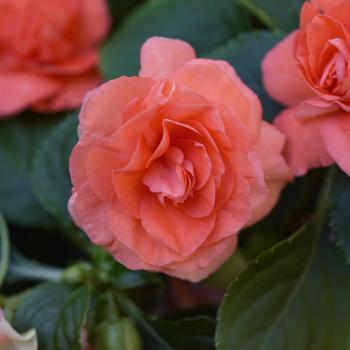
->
[69,184,114,246]
[249,122,292,224]
[181,177,216,218]
[204,168,251,246]
[86,146,125,201]
[70,190,154,271]
[109,199,184,266]
[140,194,216,256]
[173,58,262,142]
[78,76,154,136]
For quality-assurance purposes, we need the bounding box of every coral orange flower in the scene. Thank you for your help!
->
[0,0,110,117]
[69,37,292,281]
[263,0,350,176]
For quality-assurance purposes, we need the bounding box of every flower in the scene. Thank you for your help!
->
[0,0,110,117]
[69,37,292,282]
[0,308,37,350]
[262,0,350,176]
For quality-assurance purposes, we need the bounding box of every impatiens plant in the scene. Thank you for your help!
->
[1,0,350,349]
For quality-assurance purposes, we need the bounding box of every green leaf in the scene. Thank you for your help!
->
[152,316,215,350]
[0,115,59,226]
[31,114,78,226]
[240,168,327,259]
[240,0,303,32]
[329,166,350,260]
[114,270,162,290]
[92,319,142,350]
[107,0,144,24]
[115,292,173,350]
[14,283,75,349]
[13,283,90,350]
[101,0,251,79]
[0,214,9,289]
[208,30,284,121]
[54,287,91,350]
[216,169,350,350]
[207,169,327,288]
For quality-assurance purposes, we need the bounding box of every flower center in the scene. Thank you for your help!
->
[319,38,350,95]
[142,146,194,205]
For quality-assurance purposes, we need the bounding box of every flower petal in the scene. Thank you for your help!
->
[300,2,319,30]
[181,177,216,218]
[0,71,61,117]
[320,112,350,176]
[32,51,98,75]
[313,0,343,12]
[327,0,350,31]
[163,236,237,282]
[174,58,262,141]
[262,31,314,106]
[86,146,125,201]
[33,69,101,113]
[249,122,292,225]
[205,168,251,246]
[140,194,216,256]
[274,106,333,176]
[77,0,111,46]
[140,37,196,79]
[68,184,114,246]
[109,199,184,266]
[0,308,37,350]
[296,97,339,118]
[78,76,154,136]
[70,191,154,271]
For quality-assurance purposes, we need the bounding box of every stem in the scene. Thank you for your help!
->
[314,166,335,232]
[115,291,172,350]
[60,225,91,256]
[8,263,63,282]
[0,215,10,289]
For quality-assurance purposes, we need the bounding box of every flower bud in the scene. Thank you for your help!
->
[93,319,141,350]
[61,262,92,285]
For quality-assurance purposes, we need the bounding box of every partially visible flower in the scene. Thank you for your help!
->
[69,37,292,282]
[80,327,91,350]
[0,0,110,117]
[262,0,350,176]
[0,308,37,350]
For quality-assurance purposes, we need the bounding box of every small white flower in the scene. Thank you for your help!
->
[0,308,37,350]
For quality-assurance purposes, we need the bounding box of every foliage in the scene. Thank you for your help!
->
[2,1,350,350]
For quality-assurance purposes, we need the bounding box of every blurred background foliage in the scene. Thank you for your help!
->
[1,0,350,349]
